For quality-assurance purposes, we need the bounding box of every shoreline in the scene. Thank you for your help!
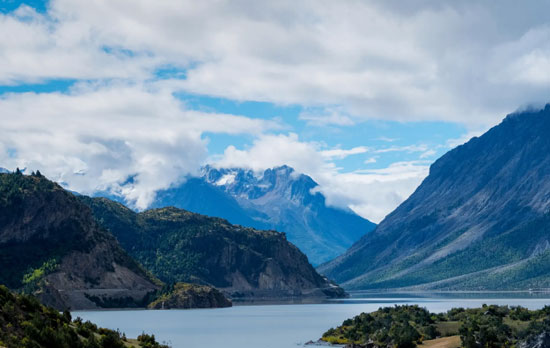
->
[71,290,550,312]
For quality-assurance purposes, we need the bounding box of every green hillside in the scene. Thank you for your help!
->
[81,196,345,299]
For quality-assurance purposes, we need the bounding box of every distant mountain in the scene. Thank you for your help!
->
[82,196,346,299]
[319,104,550,290]
[151,165,376,265]
[0,168,8,173]
[0,171,160,310]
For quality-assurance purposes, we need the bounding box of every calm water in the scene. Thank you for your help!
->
[73,292,550,348]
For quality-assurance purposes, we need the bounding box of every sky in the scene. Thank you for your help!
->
[0,0,549,223]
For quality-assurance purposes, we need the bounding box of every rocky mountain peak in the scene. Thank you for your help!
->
[203,165,317,204]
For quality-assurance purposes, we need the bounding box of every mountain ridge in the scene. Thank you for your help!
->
[319,104,550,290]
[81,196,347,299]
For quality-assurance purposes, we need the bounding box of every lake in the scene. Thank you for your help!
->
[73,292,550,348]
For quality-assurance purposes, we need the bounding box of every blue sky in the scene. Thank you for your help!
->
[0,0,548,222]
[0,0,47,13]
[182,93,467,171]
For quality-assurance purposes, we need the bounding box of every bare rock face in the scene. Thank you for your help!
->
[0,172,160,310]
[147,283,232,309]
[82,197,347,300]
[319,104,550,290]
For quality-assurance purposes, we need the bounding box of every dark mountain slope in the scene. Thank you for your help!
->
[150,165,376,265]
[0,172,160,309]
[82,196,346,299]
[319,104,550,290]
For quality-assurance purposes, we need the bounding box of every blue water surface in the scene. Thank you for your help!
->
[74,292,550,348]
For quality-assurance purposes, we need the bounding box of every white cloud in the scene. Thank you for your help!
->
[377,137,399,143]
[320,146,369,160]
[375,144,429,154]
[364,157,378,164]
[212,133,327,175]
[0,83,278,209]
[0,6,158,84]
[420,149,437,159]
[326,162,430,222]
[299,108,356,127]
[1,1,548,125]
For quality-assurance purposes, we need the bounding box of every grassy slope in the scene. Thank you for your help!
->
[347,214,550,290]
[419,336,461,348]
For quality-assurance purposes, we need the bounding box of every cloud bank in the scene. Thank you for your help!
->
[2,0,549,124]
[0,0,548,221]
[0,83,278,209]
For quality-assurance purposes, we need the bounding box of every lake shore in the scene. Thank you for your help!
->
[73,292,550,348]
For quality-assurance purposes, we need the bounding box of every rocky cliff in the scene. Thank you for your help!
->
[319,104,550,290]
[0,172,160,309]
[147,283,232,309]
[82,196,346,299]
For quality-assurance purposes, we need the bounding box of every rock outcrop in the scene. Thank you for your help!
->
[147,283,232,309]
[520,332,550,348]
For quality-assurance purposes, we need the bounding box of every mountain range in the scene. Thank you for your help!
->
[0,171,345,310]
[149,165,376,265]
[319,104,550,290]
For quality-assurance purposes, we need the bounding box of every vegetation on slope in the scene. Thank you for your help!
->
[355,214,550,290]
[0,285,169,348]
[81,196,345,298]
[323,304,550,348]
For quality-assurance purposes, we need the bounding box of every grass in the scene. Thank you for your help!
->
[435,321,460,336]
[419,336,461,348]
[124,338,142,347]
[504,318,532,332]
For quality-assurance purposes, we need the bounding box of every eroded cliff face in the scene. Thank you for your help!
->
[319,104,550,291]
[0,172,160,309]
[82,197,346,299]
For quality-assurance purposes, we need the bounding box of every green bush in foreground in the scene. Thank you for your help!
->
[323,304,550,348]
[0,285,170,348]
